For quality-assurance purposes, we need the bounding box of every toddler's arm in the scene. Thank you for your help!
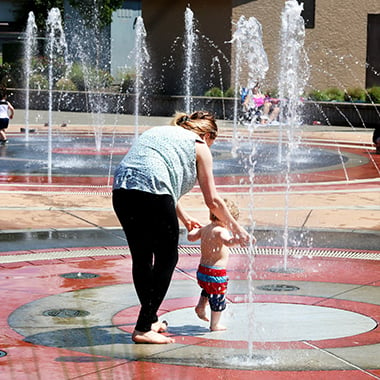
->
[219,227,240,247]
[187,227,202,242]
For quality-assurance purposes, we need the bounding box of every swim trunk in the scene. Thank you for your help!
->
[197,264,228,311]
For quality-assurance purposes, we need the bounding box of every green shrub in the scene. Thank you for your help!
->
[68,62,85,90]
[119,71,135,93]
[55,77,77,91]
[68,62,114,91]
[308,88,345,101]
[308,89,330,101]
[29,73,49,89]
[204,87,223,97]
[95,69,113,89]
[204,87,235,97]
[345,87,366,102]
[367,86,380,104]
[324,87,345,101]
[0,63,18,88]
[30,56,48,75]
[224,87,235,97]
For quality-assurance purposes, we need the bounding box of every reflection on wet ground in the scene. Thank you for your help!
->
[0,134,367,181]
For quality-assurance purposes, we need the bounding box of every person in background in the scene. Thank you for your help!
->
[0,90,15,145]
[243,83,280,124]
[112,111,251,344]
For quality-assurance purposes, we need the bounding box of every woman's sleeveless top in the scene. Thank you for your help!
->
[113,125,203,202]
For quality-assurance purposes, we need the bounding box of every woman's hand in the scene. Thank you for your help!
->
[176,202,202,232]
[184,217,202,232]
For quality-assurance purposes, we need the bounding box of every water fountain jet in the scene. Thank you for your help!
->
[183,6,198,114]
[277,0,310,271]
[133,16,151,138]
[46,8,68,182]
[230,15,268,155]
[23,11,37,142]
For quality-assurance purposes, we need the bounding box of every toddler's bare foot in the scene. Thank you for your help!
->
[195,306,209,322]
[132,329,175,344]
[210,324,227,331]
[151,320,168,333]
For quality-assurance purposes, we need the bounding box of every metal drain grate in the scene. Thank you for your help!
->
[257,284,300,292]
[267,266,304,274]
[0,351,7,358]
[60,272,100,279]
[43,309,90,318]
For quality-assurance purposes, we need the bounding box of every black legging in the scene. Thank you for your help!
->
[112,189,179,332]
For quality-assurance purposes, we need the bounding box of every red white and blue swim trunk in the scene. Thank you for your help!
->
[197,264,228,311]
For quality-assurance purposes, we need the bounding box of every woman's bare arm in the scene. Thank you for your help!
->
[195,142,252,246]
[176,201,202,232]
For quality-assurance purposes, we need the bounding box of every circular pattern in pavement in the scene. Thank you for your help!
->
[8,275,380,371]
[163,302,377,342]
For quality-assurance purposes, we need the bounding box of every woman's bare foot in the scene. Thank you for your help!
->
[210,324,227,331]
[195,306,209,322]
[132,329,175,344]
[151,320,168,333]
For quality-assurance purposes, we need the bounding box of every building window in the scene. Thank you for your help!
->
[298,0,315,29]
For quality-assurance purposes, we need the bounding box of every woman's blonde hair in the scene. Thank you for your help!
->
[171,111,218,140]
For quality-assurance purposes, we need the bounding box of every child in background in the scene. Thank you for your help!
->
[0,90,15,145]
[187,199,241,331]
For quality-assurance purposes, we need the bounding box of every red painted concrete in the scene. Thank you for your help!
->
[1,252,380,379]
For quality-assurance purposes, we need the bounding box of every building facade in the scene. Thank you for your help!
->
[142,0,380,94]
[0,0,379,95]
[231,0,380,92]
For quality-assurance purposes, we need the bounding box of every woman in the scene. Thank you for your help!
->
[112,111,251,344]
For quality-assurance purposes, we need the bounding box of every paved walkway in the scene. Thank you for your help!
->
[0,109,379,379]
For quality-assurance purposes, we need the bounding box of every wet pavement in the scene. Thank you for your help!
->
[0,109,379,379]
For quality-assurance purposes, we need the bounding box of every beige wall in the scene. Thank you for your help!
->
[141,0,379,96]
[232,0,380,93]
[143,0,231,96]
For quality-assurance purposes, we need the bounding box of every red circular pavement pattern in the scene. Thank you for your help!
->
[1,250,380,379]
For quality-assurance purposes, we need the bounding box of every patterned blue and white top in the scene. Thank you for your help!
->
[113,125,203,203]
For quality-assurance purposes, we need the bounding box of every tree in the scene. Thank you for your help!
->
[68,0,124,29]
[13,0,64,33]
[13,0,124,33]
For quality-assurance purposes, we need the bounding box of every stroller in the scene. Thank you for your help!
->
[237,87,263,125]
[237,87,280,126]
